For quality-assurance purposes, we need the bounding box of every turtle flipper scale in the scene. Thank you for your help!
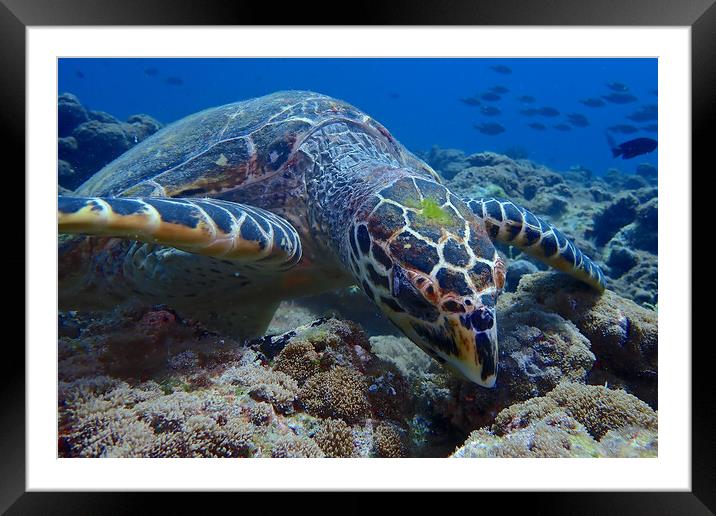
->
[58,195,302,270]
[466,197,606,291]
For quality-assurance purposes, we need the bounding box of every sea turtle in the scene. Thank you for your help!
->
[58,91,605,387]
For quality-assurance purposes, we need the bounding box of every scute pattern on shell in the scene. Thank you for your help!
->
[76,91,372,201]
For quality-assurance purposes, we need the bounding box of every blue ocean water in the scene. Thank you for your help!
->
[58,58,657,176]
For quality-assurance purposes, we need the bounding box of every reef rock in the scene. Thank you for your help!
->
[504,259,539,292]
[57,93,163,190]
[506,272,658,408]
[422,146,471,180]
[451,382,657,457]
[610,197,658,254]
[58,93,89,137]
[588,193,640,246]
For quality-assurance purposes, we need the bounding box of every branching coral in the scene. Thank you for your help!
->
[273,340,320,384]
[299,366,370,423]
[314,418,355,458]
[493,382,657,440]
[270,433,325,458]
[219,357,300,415]
[545,382,657,439]
[183,415,254,458]
[374,422,407,458]
[453,412,601,458]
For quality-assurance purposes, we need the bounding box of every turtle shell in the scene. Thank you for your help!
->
[75,91,379,199]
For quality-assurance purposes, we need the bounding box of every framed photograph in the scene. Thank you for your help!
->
[6,0,712,512]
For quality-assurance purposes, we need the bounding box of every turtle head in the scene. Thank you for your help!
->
[346,176,506,387]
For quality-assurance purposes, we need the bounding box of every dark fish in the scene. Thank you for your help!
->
[475,122,506,135]
[480,106,501,116]
[606,134,657,159]
[567,113,590,127]
[649,88,658,96]
[553,124,572,131]
[490,85,509,94]
[144,67,159,76]
[626,104,657,122]
[165,76,184,86]
[608,124,639,134]
[641,124,658,133]
[537,106,560,117]
[579,97,605,108]
[528,122,547,131]
[516,95,536,103]
[519,108,539,116]
[603,93,638,104]
[481,92,502,102]
[459,97,481,106]
[490,65,512,74]
[388,92,400,99]
[74,69,85,79]
[606,81,629,92]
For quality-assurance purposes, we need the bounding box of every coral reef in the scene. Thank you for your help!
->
[314,418,356,457]
[57,93,162,190]
[452,413,601,458]
[452,382,657,458]
[58,271,658,457]
[270,434,325,458]
[373,422,408,458]
[300,366,371,423]
[504,273,658,408]
[58,311,435,458]
[504,259,539,292]
[589,193,640,246]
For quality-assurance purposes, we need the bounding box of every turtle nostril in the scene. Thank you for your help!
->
[470,308,494,331]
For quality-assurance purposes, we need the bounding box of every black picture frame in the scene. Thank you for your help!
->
[5,0,712,513]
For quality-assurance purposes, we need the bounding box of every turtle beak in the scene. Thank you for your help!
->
[446,309,499,388]
[400,307,499,388]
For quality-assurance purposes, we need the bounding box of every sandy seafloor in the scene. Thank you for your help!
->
[57,93,658,458]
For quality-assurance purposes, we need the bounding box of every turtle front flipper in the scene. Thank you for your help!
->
[58,196,302,270]
[465,197,606,291]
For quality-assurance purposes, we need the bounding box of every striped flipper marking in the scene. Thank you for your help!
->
[466,197,606,291]
[58,196,302,269]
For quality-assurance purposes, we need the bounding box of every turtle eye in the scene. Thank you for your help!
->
[391,264,439,320]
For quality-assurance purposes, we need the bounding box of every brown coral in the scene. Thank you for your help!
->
[452,383,658,458]
[270,434,325,458]
[314,418,355,458]
[58,374,259,458]
[273,340,320,384]
[374,422,407,458]
[183,415,254,458]
[219,360,299,415]
[248,401,274,426]
[247,372,299,415]
[299,366,370,423]
[547,382,657,439]
[453,412,601,458]
[494,382,657,440]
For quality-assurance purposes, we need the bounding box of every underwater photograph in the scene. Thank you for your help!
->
[57,58,658,458]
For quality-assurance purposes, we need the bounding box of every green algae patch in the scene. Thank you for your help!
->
[405,197,454,225]
[420,198,452,223]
